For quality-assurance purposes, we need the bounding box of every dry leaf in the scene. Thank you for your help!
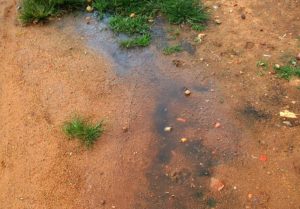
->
[279,110,297,119]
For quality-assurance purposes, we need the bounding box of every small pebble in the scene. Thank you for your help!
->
[180,138,188,143]
[241,14,246,19]
[274,64,280,69]
[283,121,292,127]
[122,127,128,132]
[214,122,221,128]
[184,89,191,96]
[86,5,93,12]
[164,127,172,132]
[296,53,300,61]
[215,19,222,24]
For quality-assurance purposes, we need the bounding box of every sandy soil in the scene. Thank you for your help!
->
[0,0,299,209]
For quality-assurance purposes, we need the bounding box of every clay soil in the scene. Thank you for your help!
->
[0,0,300,209]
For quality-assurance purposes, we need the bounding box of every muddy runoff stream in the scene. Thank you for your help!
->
[55,13,243,208]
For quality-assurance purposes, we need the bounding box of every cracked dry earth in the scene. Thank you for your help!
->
[0,0,300,209]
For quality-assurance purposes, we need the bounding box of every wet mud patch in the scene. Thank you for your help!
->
[145,79,241,208]
[53,13,244,208]
[242,104,271,121]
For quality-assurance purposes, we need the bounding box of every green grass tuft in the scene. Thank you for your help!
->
[19,0,84,24]
[274,57,300,80]
[275,65,300,80]
[109,16,150,35]
[160,0,209,25]
[120,34,151,48]
[256,60,268,69]
[63,116,104,147]
[163,45,183,55]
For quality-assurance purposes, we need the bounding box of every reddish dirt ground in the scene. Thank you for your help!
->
[0,0,300,209]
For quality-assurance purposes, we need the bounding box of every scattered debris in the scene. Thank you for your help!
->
[214,122,221,128]
[164,127,172,132]
[176,118,187,123]
[172,59,184,67]
[86,5,94,12]
[210,177,225,192]
[274,64,280,69]
[122,127,128,132]
[212,5,219,10]
[180,138,188,143]
[259,154,268,162]
[214,19,222,24]
[279,110,297,118]
[296,53,300,61]
[282,121,292,127]
[184,89,191,96]
[195,33,206,43]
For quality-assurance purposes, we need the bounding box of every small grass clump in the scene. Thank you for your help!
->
[120,34,151,48]
[63,116,104,147]
[109,16,150,35]
[256,60,269,69]
[275,65,300,80]
[19,0,84,24]
[160,0,208,25]
[163,45,183,55]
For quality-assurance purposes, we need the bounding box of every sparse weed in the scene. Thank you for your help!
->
[109,16,150,35]
[256,60,268,69]
[274,57,300,80]
[63,116,104,147]
[160,0,208,25]
[19,0,84,24]
[275,65,300,80]
[120,34,151,48]
[163,45,183,55]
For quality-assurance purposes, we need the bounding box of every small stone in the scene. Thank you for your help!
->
[248,193,253,199]
[214,122,221,128]
[101,200,106,205]
[85,16,91,21]
[184,89,191,96]
[212,5,219,10]
[130,13,135,18]
[259,154,268,162]
[176,118,187,123]
[210,177,224,192]
[291,101,296,104]
[283,121,292,127]
[274,64,280,69]
[296,53,300,61]
[122,127,128,132]
[164,127,172,132]
[215,19,222,24]
[86,5,93,12]
[180,138,188,143]
[241,14,246,19]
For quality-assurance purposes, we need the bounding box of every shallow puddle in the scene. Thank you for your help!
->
[55,13,242,208]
